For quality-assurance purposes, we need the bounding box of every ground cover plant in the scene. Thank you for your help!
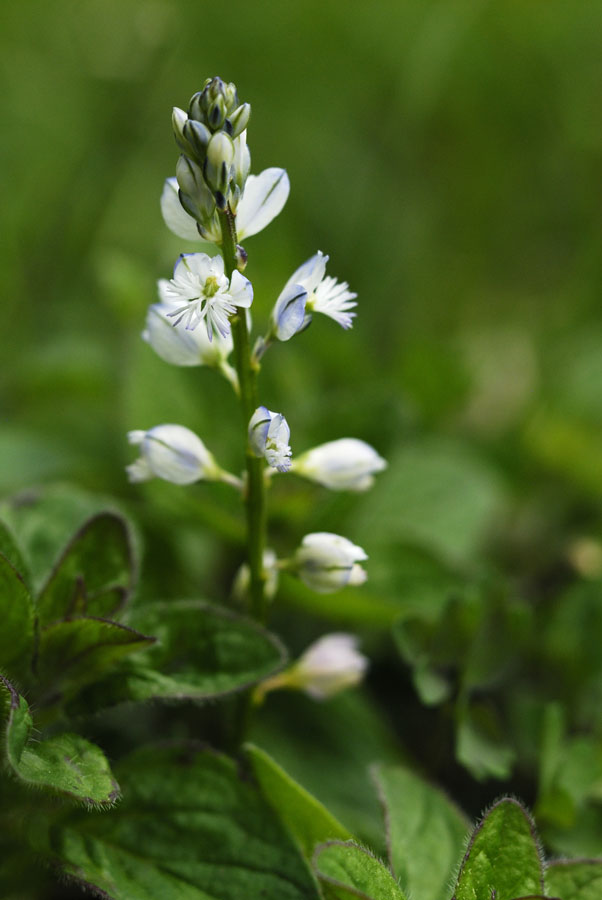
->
[2,4,602,895]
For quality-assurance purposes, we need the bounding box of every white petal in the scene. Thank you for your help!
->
[236,168,290,240]
[272,283,308,341]
[229,270,254,308]
[283,251,328,296]
[160,177,201,242]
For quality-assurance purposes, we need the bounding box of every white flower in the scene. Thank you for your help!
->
[294,532,368,594]
[160,167,289,243]
[271,251,357,341]
[143,294,234,367]
[248,407,292,473]
[126,424,220,485]
[292,438,387,491]
[161,252,252,339]
[290,633,368,699]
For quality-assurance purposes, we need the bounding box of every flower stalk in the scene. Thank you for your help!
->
[219,208,268,623]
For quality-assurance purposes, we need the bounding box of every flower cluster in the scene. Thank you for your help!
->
[126,76,388,702]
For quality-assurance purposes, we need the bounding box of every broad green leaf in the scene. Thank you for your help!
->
[37,511,136,626]
[246,743,352,858]
[251,690,404,854]
[0,675,118,806]
[352,439,506,566]
[313,841,407,900]
[36,745,320,899]
[456,701,516,780]
[37,617,154,700]
[69,601,287,711]
[0,519,32,590]
[0,551,34,677]
[373,764,469,900]
[453,798,544,900]
[0,485,125,590]
[546,860,602,900]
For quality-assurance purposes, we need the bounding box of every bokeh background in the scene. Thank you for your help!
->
[3,0,602,870]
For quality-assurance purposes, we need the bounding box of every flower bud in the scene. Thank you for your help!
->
[248,407,292,473]
[293,532,368,593]
[226,102,251,139]
[289,634,368,699]
[183,119,212,163]
[172,107,196,158]
[176,155,215,223]
[126,424,220,485]
[292,438,387,491]
[204,132,235,208]
[233,131,251,192]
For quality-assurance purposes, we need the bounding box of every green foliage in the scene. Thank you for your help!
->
[546,860,602,900]
[70,601,287,711]
[0,550,34,680]
[246,743,352,858]
[36,745,320,899]
[373,763,469,900]
[313,841,407,900]
[0,675,119,806]
[453,799,544,900]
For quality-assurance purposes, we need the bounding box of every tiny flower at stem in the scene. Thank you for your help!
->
[291,532,368,593]
[291,438,387,491]
[248,407,292,473]
[126,424,221,485]
[255,633,368,703]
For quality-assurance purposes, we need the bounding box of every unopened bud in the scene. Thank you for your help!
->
[172,107,195,157]
[233,131,251,191]
[183,119,211,163]
[226,103,251,139]
[175,155,215,222]
[235,244,248,271]
[204,131,235,201]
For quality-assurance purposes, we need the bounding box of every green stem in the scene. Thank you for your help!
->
[219,209,267,623]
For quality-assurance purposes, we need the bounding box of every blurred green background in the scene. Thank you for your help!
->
[3,0,602,849]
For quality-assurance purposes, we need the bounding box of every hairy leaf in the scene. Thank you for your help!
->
[37,617,155,702]
[246,743,351,858]
[546,859,602,900]
[37,511,136,626]
[373,764,469,900]
[38,745,320,899]
[0,551,34,677]
[453,798,544,900]
[0,675,119,805]
[313,841,407,899]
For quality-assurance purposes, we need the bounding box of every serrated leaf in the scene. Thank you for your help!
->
[546,859,602,900]
[69,601,287,711]
[313,841,407,900]
[246,743,352,858]
[453,798,544,900]
[0,551,34,678]
[36,617,154,702]
[37,511,136,626]
[0,675,118,806]
[373,764,469,900]
[36,744,320,899]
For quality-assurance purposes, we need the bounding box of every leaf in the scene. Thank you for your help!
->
[251,690,404,855]
[0,518,32,590]
[37,511,136,626]
[69,601,287,711]
[546,859,602,900]
[36,744,320,899]
[313,841,407,900]
[0,485,127,591]
[372,764,469,900]
[36,617,155,702]
[453,798,544,900]
[246,743,352,858]
[0,675,119,806]
[0,551,34,678]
